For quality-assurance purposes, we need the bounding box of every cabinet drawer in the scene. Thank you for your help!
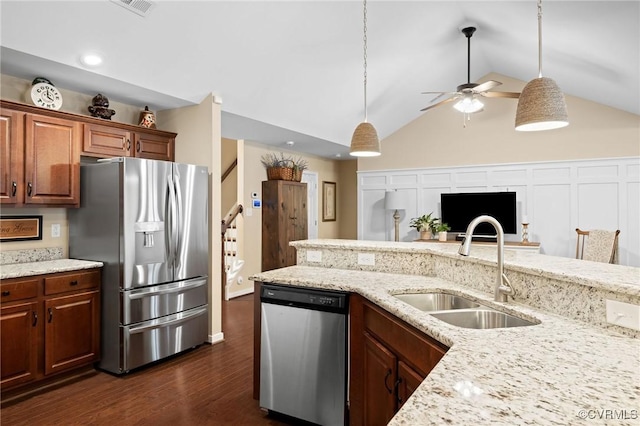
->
[44,270,100,295]
[0,279,39,303]
[363,301,447,375]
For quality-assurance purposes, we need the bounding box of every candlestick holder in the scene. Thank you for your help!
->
[521,222,530,244]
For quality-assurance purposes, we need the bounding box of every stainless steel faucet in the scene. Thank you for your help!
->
[458,215,515,302]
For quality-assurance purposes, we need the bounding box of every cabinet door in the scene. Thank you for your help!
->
[283,182,307,266]
[44,290,100,375]
[24,114,81,206]
[363,332,397,426]
[83,123,131,158]
[133,131,174,161]
[1,302,39,388]
[397,360,424,410]
[0,109,24,204]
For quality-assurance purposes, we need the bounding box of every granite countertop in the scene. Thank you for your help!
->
[0,248,103,280]
[251,266,640,425]
[0,259,104,280]
[292,239,640,296]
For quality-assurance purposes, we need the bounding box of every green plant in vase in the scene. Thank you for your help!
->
[409,212,439,239]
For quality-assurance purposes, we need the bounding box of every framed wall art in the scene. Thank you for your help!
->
[322,181,336,222]
[0,215,43,242]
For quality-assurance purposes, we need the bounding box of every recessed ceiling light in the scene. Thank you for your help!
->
[80,53,103,67]
[286,141,295,146]
[335,153,342,158]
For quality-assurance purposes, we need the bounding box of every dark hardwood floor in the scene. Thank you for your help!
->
[1,295,292,426]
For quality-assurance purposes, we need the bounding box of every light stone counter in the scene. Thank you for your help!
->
[0,248,103,279]
[251,265,640,425]
[0,259,104,279]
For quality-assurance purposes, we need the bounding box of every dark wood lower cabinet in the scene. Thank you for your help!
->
[0,269,101,393]
[350,294,448,425]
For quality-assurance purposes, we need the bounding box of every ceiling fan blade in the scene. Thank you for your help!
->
[424,92,457,103]
[420,96,456,112]
[472,80,502,93]
[482,91,521,98]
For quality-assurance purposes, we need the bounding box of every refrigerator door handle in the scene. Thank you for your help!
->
[166,173,178,267]
[173,173,183,263]
[127,278,207,299]
[128,306,208,334]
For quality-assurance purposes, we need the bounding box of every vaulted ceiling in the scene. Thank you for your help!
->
[1,1,638,158]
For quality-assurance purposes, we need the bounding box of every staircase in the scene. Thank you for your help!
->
[221,204,244,301]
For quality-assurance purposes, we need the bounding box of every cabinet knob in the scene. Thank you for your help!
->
[136,140,141,152]
[11,181,17,196]
[27,182,33,196]
[48,307,53,323]
[126,139,131,151]
[1,290,10,297]
[69,280,78,286]
[32,311,38,327]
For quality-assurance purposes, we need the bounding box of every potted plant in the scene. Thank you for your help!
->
[291,156,309,182]
[409,212,439,239]
[261,152,293,181]
[435,221,451,241]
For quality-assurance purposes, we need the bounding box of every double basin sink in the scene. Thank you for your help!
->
[393,292,538,329]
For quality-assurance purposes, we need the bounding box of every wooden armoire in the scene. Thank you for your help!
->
[261,180,308,271]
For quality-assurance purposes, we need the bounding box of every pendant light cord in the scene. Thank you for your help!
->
[363,0,369,122]
[537,0,543,78]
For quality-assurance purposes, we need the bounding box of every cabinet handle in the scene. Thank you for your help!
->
[11,181,17,196]
[384,369,393,394]
[69,280,78,286]
[48,308,53,323]
[1,290,10,297]
[136,140,141,152]
[395,378,403,403]
[127,139,131,151]
[27,182,32,196]
[32,311,38,326]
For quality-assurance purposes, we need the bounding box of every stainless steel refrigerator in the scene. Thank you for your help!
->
[69,157,209,374]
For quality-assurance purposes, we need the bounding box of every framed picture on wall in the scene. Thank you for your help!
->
[322,181,336,222]
[0,215,43,242]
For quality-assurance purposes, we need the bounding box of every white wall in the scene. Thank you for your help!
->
[358,157,640,266]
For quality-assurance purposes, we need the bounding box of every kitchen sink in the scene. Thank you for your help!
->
[393,292,480,311]
[429,308,538,329]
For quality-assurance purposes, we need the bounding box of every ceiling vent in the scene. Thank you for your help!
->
[110,0,154,17]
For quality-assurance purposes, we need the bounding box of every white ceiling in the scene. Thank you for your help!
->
[1,1,638,159]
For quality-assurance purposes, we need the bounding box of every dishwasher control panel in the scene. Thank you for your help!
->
[261,284,348,313]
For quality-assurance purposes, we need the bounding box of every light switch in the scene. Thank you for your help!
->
[306,250,322,262]
[606,299,640,331]
[358,253,375,266]
[51,224,61,238]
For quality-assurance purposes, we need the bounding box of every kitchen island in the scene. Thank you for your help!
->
[250,239,640,425]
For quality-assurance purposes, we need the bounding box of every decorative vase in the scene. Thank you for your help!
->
[438,231,448,242]
[139,105,157,129]
[420,230,430,240]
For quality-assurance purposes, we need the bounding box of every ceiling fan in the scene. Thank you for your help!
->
[420,26,520,114]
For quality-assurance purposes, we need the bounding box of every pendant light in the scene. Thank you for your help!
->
[515,0,569,131]
[350,0,381,157]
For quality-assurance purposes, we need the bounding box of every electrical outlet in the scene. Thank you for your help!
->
[306,250,322,262]
[357,253,375,266]
[606,300,640,331]
[51,223,61,238]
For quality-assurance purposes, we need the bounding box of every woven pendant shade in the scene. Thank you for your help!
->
[350,122,381,157]
[515,77,569,131]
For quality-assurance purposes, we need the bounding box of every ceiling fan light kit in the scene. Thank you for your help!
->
[515,0,569,131]
[350,0,381,157]
[453,95,484,113]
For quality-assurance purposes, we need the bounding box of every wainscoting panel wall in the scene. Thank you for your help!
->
[357,157,640,267]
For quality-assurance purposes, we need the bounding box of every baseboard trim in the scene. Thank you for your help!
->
[227,286,254,300]
[208,332,224,344]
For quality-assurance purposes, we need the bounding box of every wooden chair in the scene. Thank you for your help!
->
[575,228,620,264]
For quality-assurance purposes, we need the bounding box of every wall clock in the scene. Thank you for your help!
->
[29,77,63,110]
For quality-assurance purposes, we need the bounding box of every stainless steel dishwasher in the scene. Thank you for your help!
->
[260,283,349,426]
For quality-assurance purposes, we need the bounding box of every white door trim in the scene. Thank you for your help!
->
[302,171,319,239]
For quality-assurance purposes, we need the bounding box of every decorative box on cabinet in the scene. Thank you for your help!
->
[0,107,81,207]
[261,180,308,271]
[350,294,448,425]
[0,268,101,392]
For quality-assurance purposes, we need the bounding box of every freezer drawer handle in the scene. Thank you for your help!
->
[128,306,207,334]
[128,279,207,300]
